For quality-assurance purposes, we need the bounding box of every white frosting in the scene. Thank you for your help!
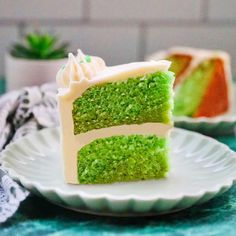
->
[57,50,171,91]
[57,49,172,184]
[57,50,106,88]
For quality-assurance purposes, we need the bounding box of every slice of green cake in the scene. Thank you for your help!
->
[57,49,174,184]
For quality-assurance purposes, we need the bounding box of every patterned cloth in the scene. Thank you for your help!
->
[0,83,58,223]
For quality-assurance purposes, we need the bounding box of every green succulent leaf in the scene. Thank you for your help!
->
[10,32,69,60]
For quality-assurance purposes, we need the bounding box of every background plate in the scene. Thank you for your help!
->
[2,127,236,216]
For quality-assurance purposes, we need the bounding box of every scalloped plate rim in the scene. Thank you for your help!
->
[1,127,236,215]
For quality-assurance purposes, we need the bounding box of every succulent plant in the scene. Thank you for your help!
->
[10,32,69,60]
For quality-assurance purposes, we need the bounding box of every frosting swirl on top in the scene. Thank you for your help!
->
[57,49,171,90]
[56,49,106,88]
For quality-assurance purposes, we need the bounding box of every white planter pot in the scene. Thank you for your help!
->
[5,54,67,91]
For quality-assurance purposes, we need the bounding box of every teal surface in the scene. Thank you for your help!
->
[1,136,235,235]
[0,77,5,95]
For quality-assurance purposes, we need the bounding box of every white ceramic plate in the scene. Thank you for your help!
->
[2,127,236,216]
[174,84,236,136]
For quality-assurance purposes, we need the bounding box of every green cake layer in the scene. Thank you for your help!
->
[174,59,215,117]
[72,71,174,135]
[77,135,169,184]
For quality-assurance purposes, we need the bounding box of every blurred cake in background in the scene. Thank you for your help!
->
[148,47,233,118]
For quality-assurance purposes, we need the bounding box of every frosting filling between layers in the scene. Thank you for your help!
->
[73,123,171,150]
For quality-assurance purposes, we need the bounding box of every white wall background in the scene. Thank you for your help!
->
[0,0,236,75]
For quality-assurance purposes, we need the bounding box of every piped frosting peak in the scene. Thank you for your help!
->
[56,49,106,88]
[57,49,171,89]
